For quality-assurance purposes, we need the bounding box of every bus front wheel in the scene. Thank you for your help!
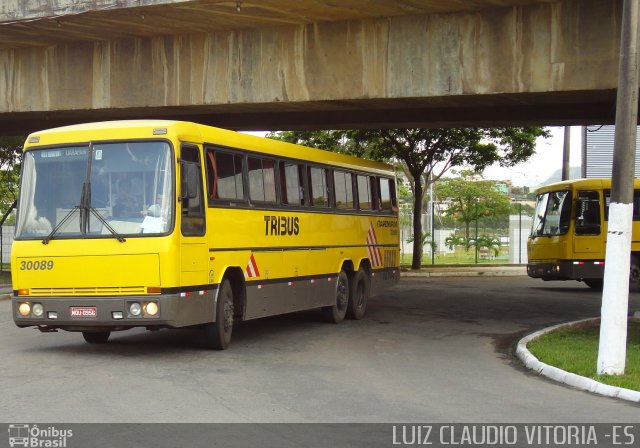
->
[204,279,234,350]
[323,271,349,323]
[82,331,110,344]
[347,269,370,320]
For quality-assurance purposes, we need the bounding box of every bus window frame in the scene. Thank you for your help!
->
[574,190,602,236]
[308,165,332,209]
[377,176,396,214]
[198,143,397,217]
[356,173,374,212]
[531,189,572,237]
[204,146,248,206]
[15,138,177,241]
[180,144,206,237]
[247,155,279,205]
[279,160,308,208]
[333,169,355,210]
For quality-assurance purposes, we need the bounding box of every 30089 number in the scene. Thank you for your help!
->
[20,260,54,271]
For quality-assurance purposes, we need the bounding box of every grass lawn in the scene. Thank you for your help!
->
[401,253,510,266]
[527,321,640,391]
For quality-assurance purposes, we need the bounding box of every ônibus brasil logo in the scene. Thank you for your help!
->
[8,424,73,448]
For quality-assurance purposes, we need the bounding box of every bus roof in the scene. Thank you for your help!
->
[24,120,395,176]
[534,178,640,194]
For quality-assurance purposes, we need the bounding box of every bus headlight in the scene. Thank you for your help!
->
[129,302,142,317]
[32,303,44,317]
[144,302,159,317]
[18,302,31,316]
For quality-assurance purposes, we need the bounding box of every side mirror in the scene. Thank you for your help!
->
[181,163,199,200]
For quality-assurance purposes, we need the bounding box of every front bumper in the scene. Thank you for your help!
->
[12,290,217,331]
[527,260,604,281]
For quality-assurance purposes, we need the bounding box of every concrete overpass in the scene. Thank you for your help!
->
[0,0,627,134]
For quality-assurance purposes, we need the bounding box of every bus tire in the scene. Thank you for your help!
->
[322,271,349,323]
[583,279,603,290]
[204,279,234,350]
[347,269,370,320]
[630,256,640,292]
[82,331,110,344]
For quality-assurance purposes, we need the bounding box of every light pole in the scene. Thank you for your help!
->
[597,0,640,375]
[475,198,479,264]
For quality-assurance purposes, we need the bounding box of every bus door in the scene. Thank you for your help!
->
[179,144,208,286]
[573,190,603,255]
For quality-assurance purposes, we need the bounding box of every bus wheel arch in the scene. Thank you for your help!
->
[358,259,372,277]
[203,267,245,350]
[322,270,350,323]
[221,267,246,320]
[341,260,355,277]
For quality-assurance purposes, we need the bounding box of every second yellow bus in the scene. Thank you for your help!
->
[527,178,640,291]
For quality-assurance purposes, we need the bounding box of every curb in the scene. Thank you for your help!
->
[516,318,640,403]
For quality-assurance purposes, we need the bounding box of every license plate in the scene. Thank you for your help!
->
[70,307,97,318]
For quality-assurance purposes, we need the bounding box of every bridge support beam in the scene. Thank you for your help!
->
[0,0,625,132]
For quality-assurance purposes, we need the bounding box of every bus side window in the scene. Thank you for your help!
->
[308,166,329,207]
[248,156,277,203]
[206,149,245,202]
[280,161,305,206]
[180,145,205,236]
[357,174,372,210]
[333,170,354,209]
[575,191,600,235]
[378,177,396,213]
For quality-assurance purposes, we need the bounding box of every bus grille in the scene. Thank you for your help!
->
[29,286,147,297]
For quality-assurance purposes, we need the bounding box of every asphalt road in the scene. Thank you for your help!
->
[1,276,638,424]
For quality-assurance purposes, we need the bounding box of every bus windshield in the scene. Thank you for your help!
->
[531,190,572,237]
[16,141,174,240]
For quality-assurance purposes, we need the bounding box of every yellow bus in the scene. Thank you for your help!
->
[527,178,640,291]
[12,120,400,349]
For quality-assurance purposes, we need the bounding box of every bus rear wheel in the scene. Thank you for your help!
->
[82,331,110,344]
[347,269,370,320]
[203,279,234,350]
[323,271,349,323]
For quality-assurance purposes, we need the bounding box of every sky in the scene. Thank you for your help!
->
[243,126,584,189]
[482,126,583,188]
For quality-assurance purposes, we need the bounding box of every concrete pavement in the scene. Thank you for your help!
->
[2,276,639,423]
[5,267,637,408]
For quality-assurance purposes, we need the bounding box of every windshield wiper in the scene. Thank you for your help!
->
[42,207,80,245]
[88,207,126,243]
[43,142,126,244]
[41,205,126,244]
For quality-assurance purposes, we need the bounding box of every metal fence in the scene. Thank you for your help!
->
[1,225,13,272]
[399,203,533,265]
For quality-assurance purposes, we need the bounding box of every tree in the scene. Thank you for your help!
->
[269,127,549,269]
[0,136,24,219]
[510,201,535,216]
[436,174,512,241]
